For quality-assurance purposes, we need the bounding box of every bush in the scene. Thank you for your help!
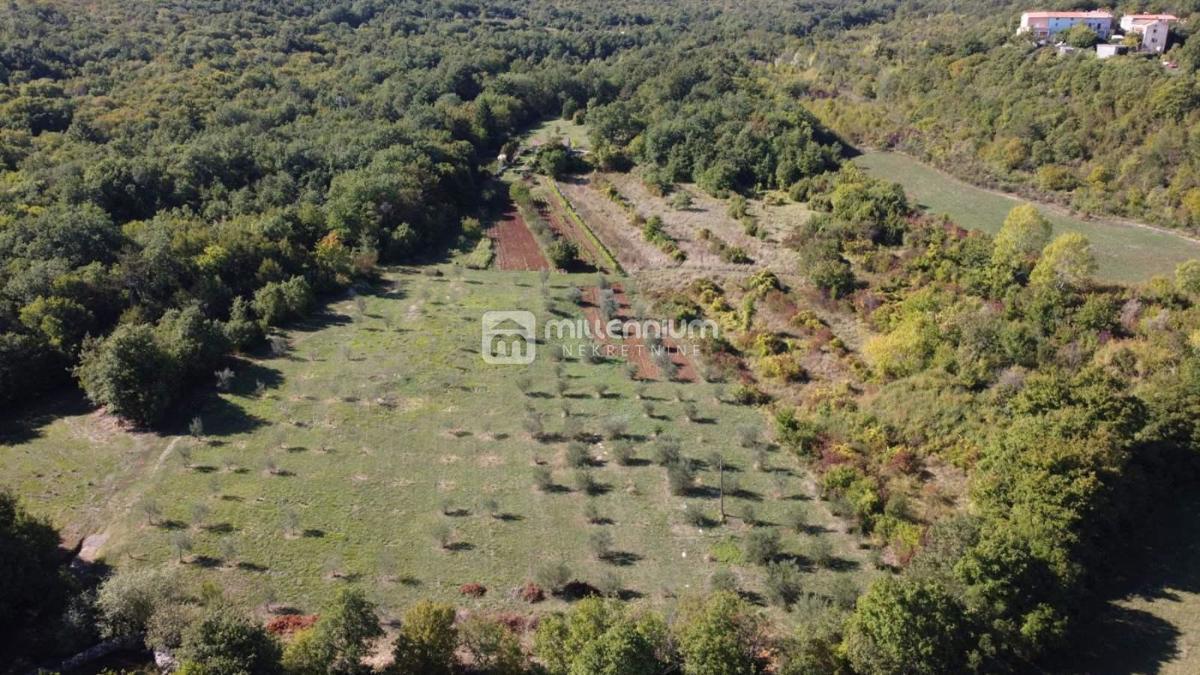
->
[546,239,579,269]
[764,561,805,609]
[743,528,781,566]
[533,466,553,491]
[588,530,613,559]
[654,437,681,466]
[535,561,572,593]
[177,610,283,675]
[730,385,770,406]
[96,566,180,639]
[459,583,487,598]
[76,323,178,426]
[575,469,601,496]
[391,600,457,675]
[611,441,636,466]
[458,615,525,675]
[566,442,591,468]
[519,582,546,603]
[667,461,695,496]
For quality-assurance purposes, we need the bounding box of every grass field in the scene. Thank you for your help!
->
[854,151,1200,284]
[1,266,872,623]
[524,118,591,151]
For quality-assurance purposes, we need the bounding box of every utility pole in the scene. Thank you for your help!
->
[718,455,726,524]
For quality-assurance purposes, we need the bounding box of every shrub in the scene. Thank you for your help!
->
[611,441,636,466]
[533,466,553,492]
[744,528,781,566]
[710,568,738,594]
[764,561,805,609]
[588,530,613,559]
[391,600,457,675]
[547,240,580,269]
[566,442,591,468]
[458,615,525,675]
[667,461,695,496]
[575,469,601,496]
[806,536,835,568]
[459,583,487,598]
[682,507,710,528]
[600,416,627,439]
[597,571,624,598]
[784,505,809,534]
[535,561,572,593]
[519,582,546,603]
[177,610,282,675]
[730,384,770,406]
[654,438,681,466]
[97,567,180,638]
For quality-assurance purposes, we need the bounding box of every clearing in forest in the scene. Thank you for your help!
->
[0,267,873,623]
[855,150,1200,283]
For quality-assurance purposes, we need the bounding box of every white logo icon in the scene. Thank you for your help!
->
[481,311,536,365]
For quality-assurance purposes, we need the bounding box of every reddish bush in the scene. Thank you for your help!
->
[887,449,919,475]
[495,612,528,632]
[459,583,487,598]
[266,614,318,635]
[518,582,545,603]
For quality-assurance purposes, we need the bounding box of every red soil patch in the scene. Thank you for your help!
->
[580,284,696,382]
[266,614,318,635]
[487,207,549,271]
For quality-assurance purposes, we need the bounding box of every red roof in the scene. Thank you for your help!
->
[1125,14,1178,22]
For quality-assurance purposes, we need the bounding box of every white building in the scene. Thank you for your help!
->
[1119,14,1177,53]
[1096,43,1127,59]
[1018,10,1114,40]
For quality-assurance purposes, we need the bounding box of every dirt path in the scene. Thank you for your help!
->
[487,207,549,271]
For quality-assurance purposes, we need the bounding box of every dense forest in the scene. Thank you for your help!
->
[0,0,889,418]
[3,0,1200,673]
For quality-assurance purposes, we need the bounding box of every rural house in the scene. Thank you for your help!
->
[1018,10,1114,39]
[1119,13,1177,53]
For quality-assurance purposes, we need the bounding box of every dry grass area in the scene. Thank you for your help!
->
[602,173,801,277]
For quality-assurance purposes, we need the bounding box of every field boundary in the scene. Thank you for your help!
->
[545,177,625,275]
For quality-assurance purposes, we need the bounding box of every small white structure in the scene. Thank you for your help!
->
[1096,43,1127,59]
[1120,14,1177,53]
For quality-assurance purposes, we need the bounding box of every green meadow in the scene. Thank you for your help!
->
[855,151,1200,284]
[1,267,872,622]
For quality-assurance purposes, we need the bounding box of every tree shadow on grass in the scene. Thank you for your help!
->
[1058,486,1200,674]
[0,389,93,446]
[601,551,643,566]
